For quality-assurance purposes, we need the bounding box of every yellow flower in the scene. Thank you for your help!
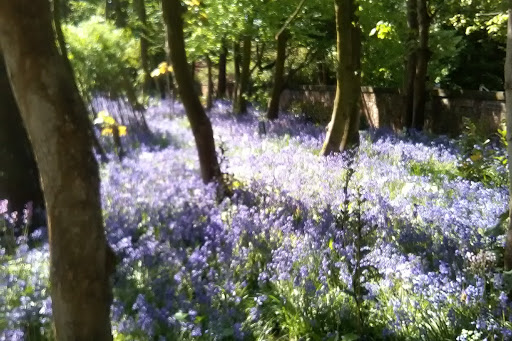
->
[151,68,161,78]
[118,125,127,136]
[101,127,113,136]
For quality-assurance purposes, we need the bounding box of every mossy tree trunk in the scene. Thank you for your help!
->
[162,0,221,183]
[504,0,512,272]
[0,1,114,340]
[206,55,214,110]
[266,29,290,120]
[403,0,418,129]
[232,41,241,111]
[234,34,252,115]
[321,0,361,155]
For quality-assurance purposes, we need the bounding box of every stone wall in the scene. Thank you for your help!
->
[280,86,506,136]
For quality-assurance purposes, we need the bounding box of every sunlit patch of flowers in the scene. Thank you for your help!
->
[2,100,512,340]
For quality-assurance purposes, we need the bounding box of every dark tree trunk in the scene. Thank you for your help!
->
[232,41,241,110]
[321,0,361,155]
[403,0,418,129]
[504,0,512,272]
[0,56,43,215]
[134,0,151,92]
[412,0,430,131]
[217,41,227,99]
[162,0,221,183]
[234,34,252,114]
[266,29,290,120]
[106,0,127,27]
[206,55,214,110]
[0,1,114,340]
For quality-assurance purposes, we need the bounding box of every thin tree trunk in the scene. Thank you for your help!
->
[504,0,512,271]
[217,41,227,99]
[412,0,430,131]
[403,0,418,129]
[321,0,361,155]
[162,0,221,183]
[206,55,214,110]
[266,29,289,120]
[232,41,241,110]
[134,0,151,92]
[0,1,114,340]
[235,34,252,114]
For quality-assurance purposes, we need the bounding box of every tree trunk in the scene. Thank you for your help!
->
[403,0,418,129]
[504,0,512,272]
[206,55,214,110]
[232,41,241,110]
[234,34,252,115]
[162,0,221,183]
[134,0,151,92]
[412,0,430,131]
[0,1,114,340]
[321,0,361,155]
[266,29,290,120]
[217,41,227,99]
[0,55,43,215]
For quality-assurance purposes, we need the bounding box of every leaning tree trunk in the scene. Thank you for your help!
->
[403,0,418,129]
[232,41,241,109]
[0,55,43,215]
[217,41,227,99]
[321,0,361,155]
[134,0,151,92]
[162,0,221,183]
[412,0,430,131]
[206,55,214,110]
[0,1,114,340]
[266,29,290,120]
[234,34,252,115]
[504,0,512,272]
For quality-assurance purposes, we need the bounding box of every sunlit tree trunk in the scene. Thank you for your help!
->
[321,0,361,155]
[504,0,512,272]
[266,29,289,120]
[217,41,227,99]
[0,1,114,340]
[0,55,43,215]
[403,0,418,129]
[412,0,430,131]
[162,0,221,183]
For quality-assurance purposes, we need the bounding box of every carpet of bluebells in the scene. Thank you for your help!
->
[2,100,512,340]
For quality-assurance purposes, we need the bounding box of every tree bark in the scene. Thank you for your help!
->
[162,0,221,183]
[232,41,241,109]
[217,41,227,99]
[321,0,361,155]
[206,55,214,110]
[412,0,430,131]
[504,0,512,272]
[0,55,43,215]
[234,34,252,115]
[266,29,290,120]
[0,1,114,340]
[134,0,151,92]
[403,0,418,129]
